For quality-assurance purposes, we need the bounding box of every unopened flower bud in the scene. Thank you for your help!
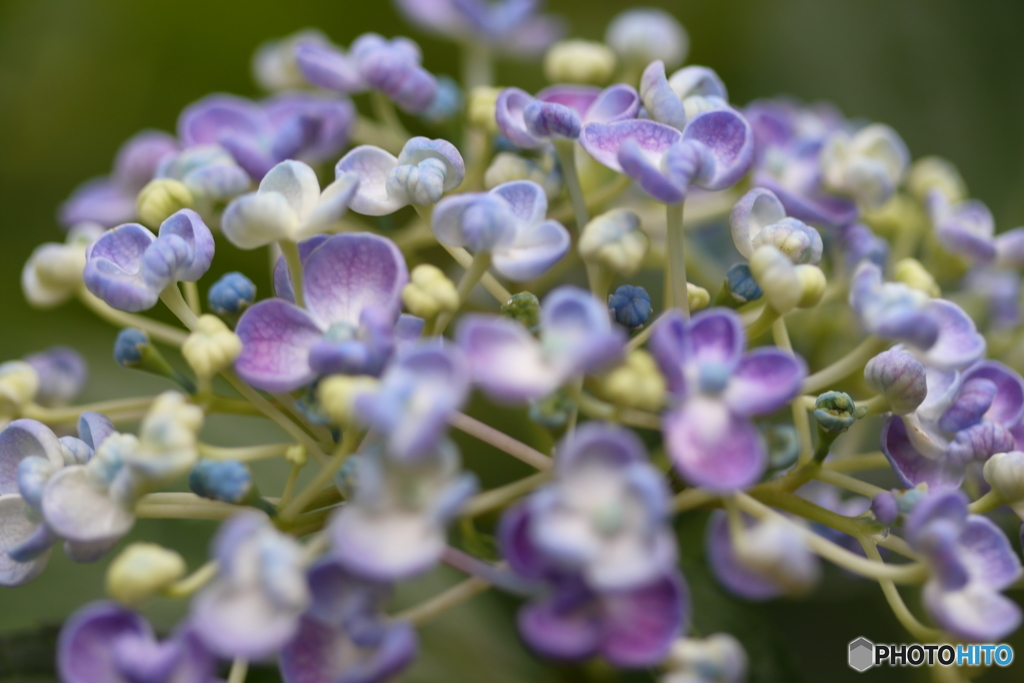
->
[402,264,459,319]
[253,29,329,92]
[726,263,762,303]
[24,346,87,408]
[907,156,967,204]
[467,87,502,133]
[608,285,651,330]
[319,375,379,428]
[500,291,541,332]
[579,208,649,277]
[22,241,88,309]
[871,491,899,526]
[127,392,203,483]
[137,178,194,228]
[795,264,826,308]
[766,424,800,471]
[734,517,820,597]
[893,258,940,297]
[208,272,256,318]
[189,459,253,504]
[106,543,186,605]
[665,634,747,683]
[599,349,666,412]
[864,348,926,415]
[544,40,617,85]
[813,391,866,433]
[182,315,243,379]
[484,153,561,199]
[688,283,710,312]
[983,451,1024,513]
[749,245,799,313]
[861,193,924,239]
[605,8,689,71]
[0,361,39,422]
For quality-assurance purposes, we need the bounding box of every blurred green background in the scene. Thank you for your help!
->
[2,0,1024,680]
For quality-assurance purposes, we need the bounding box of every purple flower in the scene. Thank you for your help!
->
[432,180,570,281]
[457,286,625,403]
[510,422,676,590]
[651,308,806,491]
[820,124,908,209]
[904,491,1022,641]
[850,262,985,369]
[337,137,465,216]
[155,145,251,219]
[496,84,640,149]
[729,187,822,264]
[706,510,820,599]
[234,233,409,392]
[579,108,754,204]
[297,34,437,114]
[191,511,310,659]
[329,440,478,581]
[179,92,354,180]
[639,61,727,131]
[60,131,180,229]
[280,560,417,683]
[836,222,888,268]
[881,360,1024,490]
[965,267,1021,329]
[392,0,564,57]
[84,209,215,312]
[23,346,87,407]
[927,191,996,264]
[499,503,687,667]
[58,602,215,683]
[355,342,470,461]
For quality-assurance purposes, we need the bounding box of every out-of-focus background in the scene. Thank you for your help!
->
[2,0,1024,680]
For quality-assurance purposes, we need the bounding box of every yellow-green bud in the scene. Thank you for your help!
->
[984,452,1024,517]
[286,444,307,467]
[794,265,827,308]
[688,283,711,312]
[182,315,243,379]
[0,361,39,423]
[861,192,925,239]
[466,87,502,133]
[599,349,666,412]
[318,375,379,428]
[893,258,940,297]
[106,543,187,605]
[749,245,800,314]
[544,40,617,85]
[907,156,967,204]
[579,208,649,277]
[402,264,459,319]
[137,178,194,228]
[484,153,561,199]
[134,392,204,482]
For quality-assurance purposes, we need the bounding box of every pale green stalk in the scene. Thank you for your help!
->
[461,471,551,518]
[197,442,293,462]
[160,285,200,331]
[279,240,306,308]
[552,139,589,231]
[665,202,689,316]
[815,468,887,498]
[183,281,201,315]
[857,536,943,642]
[802,336,889,394]
[433,252,493,335]
[397,575,491,625]
[449,412,553,470]
[280,429,361,519]
[79,290,188,346]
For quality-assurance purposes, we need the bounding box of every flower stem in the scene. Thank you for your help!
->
[449,412,553,470]
[461,41,493,89]
[771,317,815,465]
[461,471,551,518]
[197,442,293,462]
[397,575,491,625]
[802,336,888,394]
[822,451,890,472]
[160,285,200,331]
[279,240,305,309]
[280,429,361,520]
[22,397,155,425]
[371,90,410,142]
[665,202,689,316]
[183,281,202,315]
[78,290,188,346]
[815,468,887,498]
[857,536,943,642]
[433,252,493,335]
[163,561,218,598]
[550,175,631,224]
[553,139,589,231]
[228,658,248,683]
[745,305,781,340]
[968,489,1005,514]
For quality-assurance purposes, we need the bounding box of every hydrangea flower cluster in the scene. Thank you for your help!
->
[12,3,1024,681]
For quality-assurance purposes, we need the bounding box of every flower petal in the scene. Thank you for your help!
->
[191,579,302,660]
[335,146,405,215]
[496,88,546,149]
[59,179,136,228]
[41,466,135,544]
[639,60,687,129]
[456,315,558,403]
[600,573,687,668]
[958,515,1022,591]
[259,160,322,223]
[558,422,647,471]
[924,581,1021,643]
[881,417,965,490]
[664,400,766,491]
[723,348,807,417]
[579,119,682,175]
[280,615,417,683]
[537,84,601,119]
[518,581,602,661]
[83,224,159,312]
[153,209,214,281]
[490,180,548,225]
[706,510,781,600]
[397,137,466,192]
[330,506,446,581]
[222,191,299,249]
[0,494,50,586]
[178,94,270,147]
[302,232,408,328]
[0,419,63,494]
[682,108,754,190]
[961,361,1024,427]
[58,602,151,683]
[493,219,570,281]
[541,286,626,378]
[295,42,365,93]
[585,84,641,124]
[916,299,986,371]
[729,188,787,260]
[234,300,324,393]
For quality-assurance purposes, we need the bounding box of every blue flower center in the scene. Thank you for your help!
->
[697,362,732,395]
[324,322,358,343]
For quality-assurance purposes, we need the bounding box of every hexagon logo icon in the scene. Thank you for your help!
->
[849,637,874,672]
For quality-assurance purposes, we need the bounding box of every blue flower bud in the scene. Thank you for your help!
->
[872,491,899,525]
[608,285,652,330]
[208,272,256,317]
[813,391,866,433]
[420,75,462,123]
[114,328,150,368]
[189,459,253,504]
[726,263,762,303]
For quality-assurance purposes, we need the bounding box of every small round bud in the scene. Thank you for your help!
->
[189,459,253,504]
[0,361,39,422]
[688,283,710,312]
[608,285,652,330]
[182,315,243,379]
[22,241,88,308]
[579,208,648,276]
[114,328,150,368]
[130,391,204,483]
[605,8,689,71]
[286,444,307,467]
[871,491,899,526]
[484,152,561,199]
[794,264,827,308]
[907,156,967,204]
[726,263,763,303]
[137,178,194,228]
[253,29,329,92]
[402,264,459,319]
[318,375,379,428]
[893,257,940,298]
[766,424,800,471]
[749,245,799,313]
[598,349,666,412]
[208,272,256,317]
[813,391,866,433]
[544,40,617,85]
[864,348,927,416]
[665,634,747,683]
[500,291,542,332]
[106,543,187,605]
[983,451,1024,505]
[861,193,925,239]
[467,87,502,133]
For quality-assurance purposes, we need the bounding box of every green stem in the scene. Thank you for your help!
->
[550,175,631,224]
[815,468,887,498]
[163,561,218,598]
[461,41,493,89]
[350,115,404,154]
[371,91,410,142]
[968,489,1005,514]
[665,202,689,316]
[22,397,155,424]
[857,536,943,642]
[160,285,200,331]
[79,290,188,346]
[802,336,888,394]
[397,575,491,625]
[279,240,306,308]
[553,139,589,231]
[449,412,553,470]
[280,430,361,520]
[433,252,493,335]
[771,318,815,465]
[197,442,293,462]
[822,451,890,472]
[745,305,781,340]
[227,658,248,683]
[183,281,202,315]
[461,471,551,518]
[859,394,891,415]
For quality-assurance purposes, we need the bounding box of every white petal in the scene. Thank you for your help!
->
[259,160,322,223]
[0,495,50,586]
[222,192,300,249]
[41,466,134,544]
[335,146,405,216]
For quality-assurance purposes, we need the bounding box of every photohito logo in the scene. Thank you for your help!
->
[848,637,1014,672]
